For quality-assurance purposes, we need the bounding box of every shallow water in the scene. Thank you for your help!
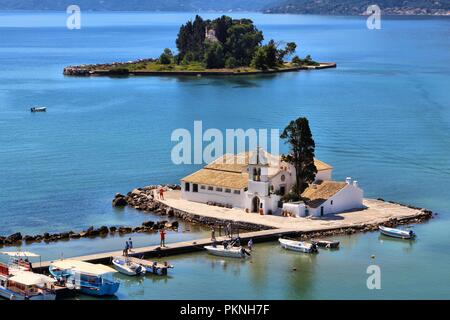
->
[0,12,449,299]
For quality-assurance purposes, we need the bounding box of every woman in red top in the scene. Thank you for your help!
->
[160,229,166,247]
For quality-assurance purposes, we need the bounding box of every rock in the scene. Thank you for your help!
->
[112,196,127,207]
[109,226,117,233]
[171,221,179,229]
[43,233,50,240]
[118,226,132,234]
[142,221,155,228]
[132,189,142,195]
[6,232,22,243]
[59,232,70,239]
[98,226,109,234]
[70,233,81,239]
[23,235,35,242]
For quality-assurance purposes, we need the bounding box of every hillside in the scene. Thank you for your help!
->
[264,0,450,15]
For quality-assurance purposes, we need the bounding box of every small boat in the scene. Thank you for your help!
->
[279,238,318,253]
[0,269,56,300]
[30,106,47,112]
[379,226,416,239]
[49,259,119,296]
[312,239,340,249]
[0,251,40,274]
[204,239,251,259]
[112,257,146,276]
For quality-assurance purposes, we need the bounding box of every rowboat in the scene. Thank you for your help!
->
[30,107,47,112]
[204,238,251,259]
[49,259,120,296]
[312,239,340,249]
[112,257,146,276]
[379,226,416,239]
[279,238,318,253]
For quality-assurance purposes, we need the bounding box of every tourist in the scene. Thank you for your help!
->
[248,238,253,251]
[211,227,216,241]
[160,229,166,247]
[227,223,232,238]
[128,238,133,252]
[159,187,165,200]
[123,241,129,256]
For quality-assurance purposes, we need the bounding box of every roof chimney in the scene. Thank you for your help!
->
[346,177,352,185]
[353,180,358,187]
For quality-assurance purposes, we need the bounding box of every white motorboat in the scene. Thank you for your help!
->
[204,238,251,259]
[112,257,146,276]
[379,226,416,239]
[279,238,318,253]
[30,106,47,112]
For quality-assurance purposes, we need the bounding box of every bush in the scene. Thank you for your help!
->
[225,56,237,69]
[159,48,174,65]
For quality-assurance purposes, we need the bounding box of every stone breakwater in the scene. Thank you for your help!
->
[0,219,178,248]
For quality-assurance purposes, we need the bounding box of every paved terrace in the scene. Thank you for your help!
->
[158,190,426,232]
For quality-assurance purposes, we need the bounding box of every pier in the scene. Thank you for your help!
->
[31,228,299,274]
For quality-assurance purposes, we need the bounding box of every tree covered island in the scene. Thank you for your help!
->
[64,15,335,76]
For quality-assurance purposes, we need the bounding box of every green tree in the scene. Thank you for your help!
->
[251,46,267,70]
[204,42,225,68]
[280,117,317,195]
[265,40,279,69]
[291,55,302,65]
[225,56,237,69]
[159,48,173,65]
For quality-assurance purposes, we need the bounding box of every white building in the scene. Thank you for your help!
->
[180,148,364,217]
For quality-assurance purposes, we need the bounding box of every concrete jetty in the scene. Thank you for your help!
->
[32,228,298,273]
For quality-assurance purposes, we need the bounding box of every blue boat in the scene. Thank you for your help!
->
[379,226,416,239]
[49,259,119,296]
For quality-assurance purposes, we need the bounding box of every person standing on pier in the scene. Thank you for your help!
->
[226,222,232,238]
[160,229,166,247]
[159,187,165,200]
[123,241,129,256]
[211,227,216,241]
[247,238,253,251]
[128,238,133,253]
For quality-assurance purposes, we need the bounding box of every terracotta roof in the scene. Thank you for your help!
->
[182,168,249,190]
[181,150,333,190]
[301,181,347,208]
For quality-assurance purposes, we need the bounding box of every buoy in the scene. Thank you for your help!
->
[292,268,297,271]
[371,255,376,259]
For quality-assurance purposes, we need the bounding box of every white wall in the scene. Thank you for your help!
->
[282,202,306,217]
[315,169,332,181]
[308,184,364,217]
[181,184,245,209]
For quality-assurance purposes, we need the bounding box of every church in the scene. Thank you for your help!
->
[180,148,364,217]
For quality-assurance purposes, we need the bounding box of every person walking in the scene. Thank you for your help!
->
[226,222,232,238]
[160,229,166,247]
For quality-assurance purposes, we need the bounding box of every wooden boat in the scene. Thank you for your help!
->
[30,106,47,112]
[379,226,416,239]
[0,268,56,300]
[49,259,120,296]
[279,238,318,253]
[112,257,146,276]
[312,239,340,249]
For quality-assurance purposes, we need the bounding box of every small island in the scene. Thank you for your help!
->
[64,15,336,77]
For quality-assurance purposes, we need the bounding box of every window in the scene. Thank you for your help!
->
[185,182,190,192]
[208,186,213,191]
[331,200,333,205]
[193,184,198,193]
[225,189,231,193]
[216,187,223,192]
[281,175,285,182]
[234,190,240,194]
[200,185,205,190]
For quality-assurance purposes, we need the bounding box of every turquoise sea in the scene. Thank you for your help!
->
[0,12,449,299]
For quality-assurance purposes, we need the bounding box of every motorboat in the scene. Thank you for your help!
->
[0,251,41,274]
[49,259,120,296]
[0,268,56,300]
[112,257,146,276]
[204,238,251,259]
[279,238,318,253]
[312,239,340,249]
[379,226,416,239]
[30,106,47,112]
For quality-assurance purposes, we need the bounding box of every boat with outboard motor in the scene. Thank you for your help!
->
[49,259,119,296]
[279,238,318,253]
[379,226,416,239]
[204,238,251,259]
[112,256,146,276]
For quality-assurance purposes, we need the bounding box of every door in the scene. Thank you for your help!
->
[252,197,260,213]
[320,206,324,216]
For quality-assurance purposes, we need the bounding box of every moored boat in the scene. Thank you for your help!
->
[0,269,56,300]
[379,226,416,239]
[49,259,120,296]
[112,257,146,276]
[279,238,318,253]
[0,251,40,274]
[204,239,251,259]
[312,239,340,249]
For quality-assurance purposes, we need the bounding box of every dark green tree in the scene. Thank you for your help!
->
[204,42,225,68]
[251,46,267,70]
[159,48,174,64]
[280,117,317,195]
[265,39,279,69]
[291,55,302,65]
